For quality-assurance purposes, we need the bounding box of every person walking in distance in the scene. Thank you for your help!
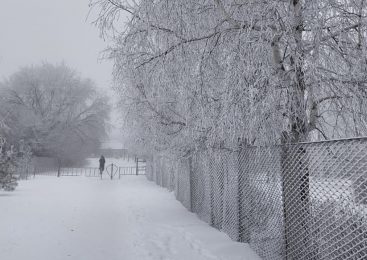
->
[99,155,105,178]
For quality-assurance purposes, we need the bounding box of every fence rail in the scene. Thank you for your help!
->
[118,166,142,176]
[146,138,367,260]
[60,167,99,177]
[29,162,146,179]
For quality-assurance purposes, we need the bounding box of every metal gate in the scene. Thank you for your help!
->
[33,159,147,179]
[97,163,146,179]
[104,164,118,179]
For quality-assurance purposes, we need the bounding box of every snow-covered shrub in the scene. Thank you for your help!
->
[0,137,18,191]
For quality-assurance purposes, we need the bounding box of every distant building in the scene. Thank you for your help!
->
[94,141,134,159]
[98,148,129,158]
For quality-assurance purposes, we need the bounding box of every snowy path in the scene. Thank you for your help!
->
[0,175,260,260]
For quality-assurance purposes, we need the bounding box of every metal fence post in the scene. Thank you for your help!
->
[25,165,29,180]
[111,164,114,180]
[188,155,194,212]
[176,159,180,198]
[209,152,215,226]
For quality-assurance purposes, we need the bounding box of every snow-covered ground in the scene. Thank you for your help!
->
[0,175,260,260]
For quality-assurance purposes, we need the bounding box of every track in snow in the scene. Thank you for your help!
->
[0,175,259,260]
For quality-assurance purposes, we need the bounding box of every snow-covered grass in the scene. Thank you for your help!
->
[0,175,260,260]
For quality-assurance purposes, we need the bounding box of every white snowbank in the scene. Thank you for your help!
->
[0,175,260,260]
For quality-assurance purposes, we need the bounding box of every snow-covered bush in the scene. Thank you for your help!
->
[0,136,18,191]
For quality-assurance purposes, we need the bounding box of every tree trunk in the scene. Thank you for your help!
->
[57,158,61,177]
[279,2,316,258]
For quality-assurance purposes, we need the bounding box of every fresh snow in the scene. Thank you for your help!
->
[0,171,260,260]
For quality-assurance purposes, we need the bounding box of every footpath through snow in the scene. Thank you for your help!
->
[0,174,260,260]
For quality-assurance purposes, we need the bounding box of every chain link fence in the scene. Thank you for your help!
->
[146,138,367,260]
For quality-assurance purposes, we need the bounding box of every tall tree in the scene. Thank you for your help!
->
[91,0,367,153]
[0,63,110,167]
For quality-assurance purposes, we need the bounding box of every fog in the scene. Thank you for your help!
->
[0,0,112,91]
[0,0,123,145]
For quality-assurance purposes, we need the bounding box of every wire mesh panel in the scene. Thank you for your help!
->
[162,157,169,188]
[146,138,367,260]
[239,146,285,260]
[167,160,177,192]
[145,159,154,181]
[156,156,163,187]
[176,158,191,210]
[222,151,240,241]
[283,139,367,260]
[191,152,212,224]
[209,151,225,230]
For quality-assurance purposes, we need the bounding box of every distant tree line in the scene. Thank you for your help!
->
[0,63,110,189]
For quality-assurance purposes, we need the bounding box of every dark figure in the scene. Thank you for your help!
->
[99,155,105,175]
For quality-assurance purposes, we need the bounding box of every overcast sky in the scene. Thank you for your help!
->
[0,0,126,145]
[0,0,113,91]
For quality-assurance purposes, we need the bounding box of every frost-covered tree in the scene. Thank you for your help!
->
[0,63,111,169]
[91,0,367,154]
[0,136,18,191]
